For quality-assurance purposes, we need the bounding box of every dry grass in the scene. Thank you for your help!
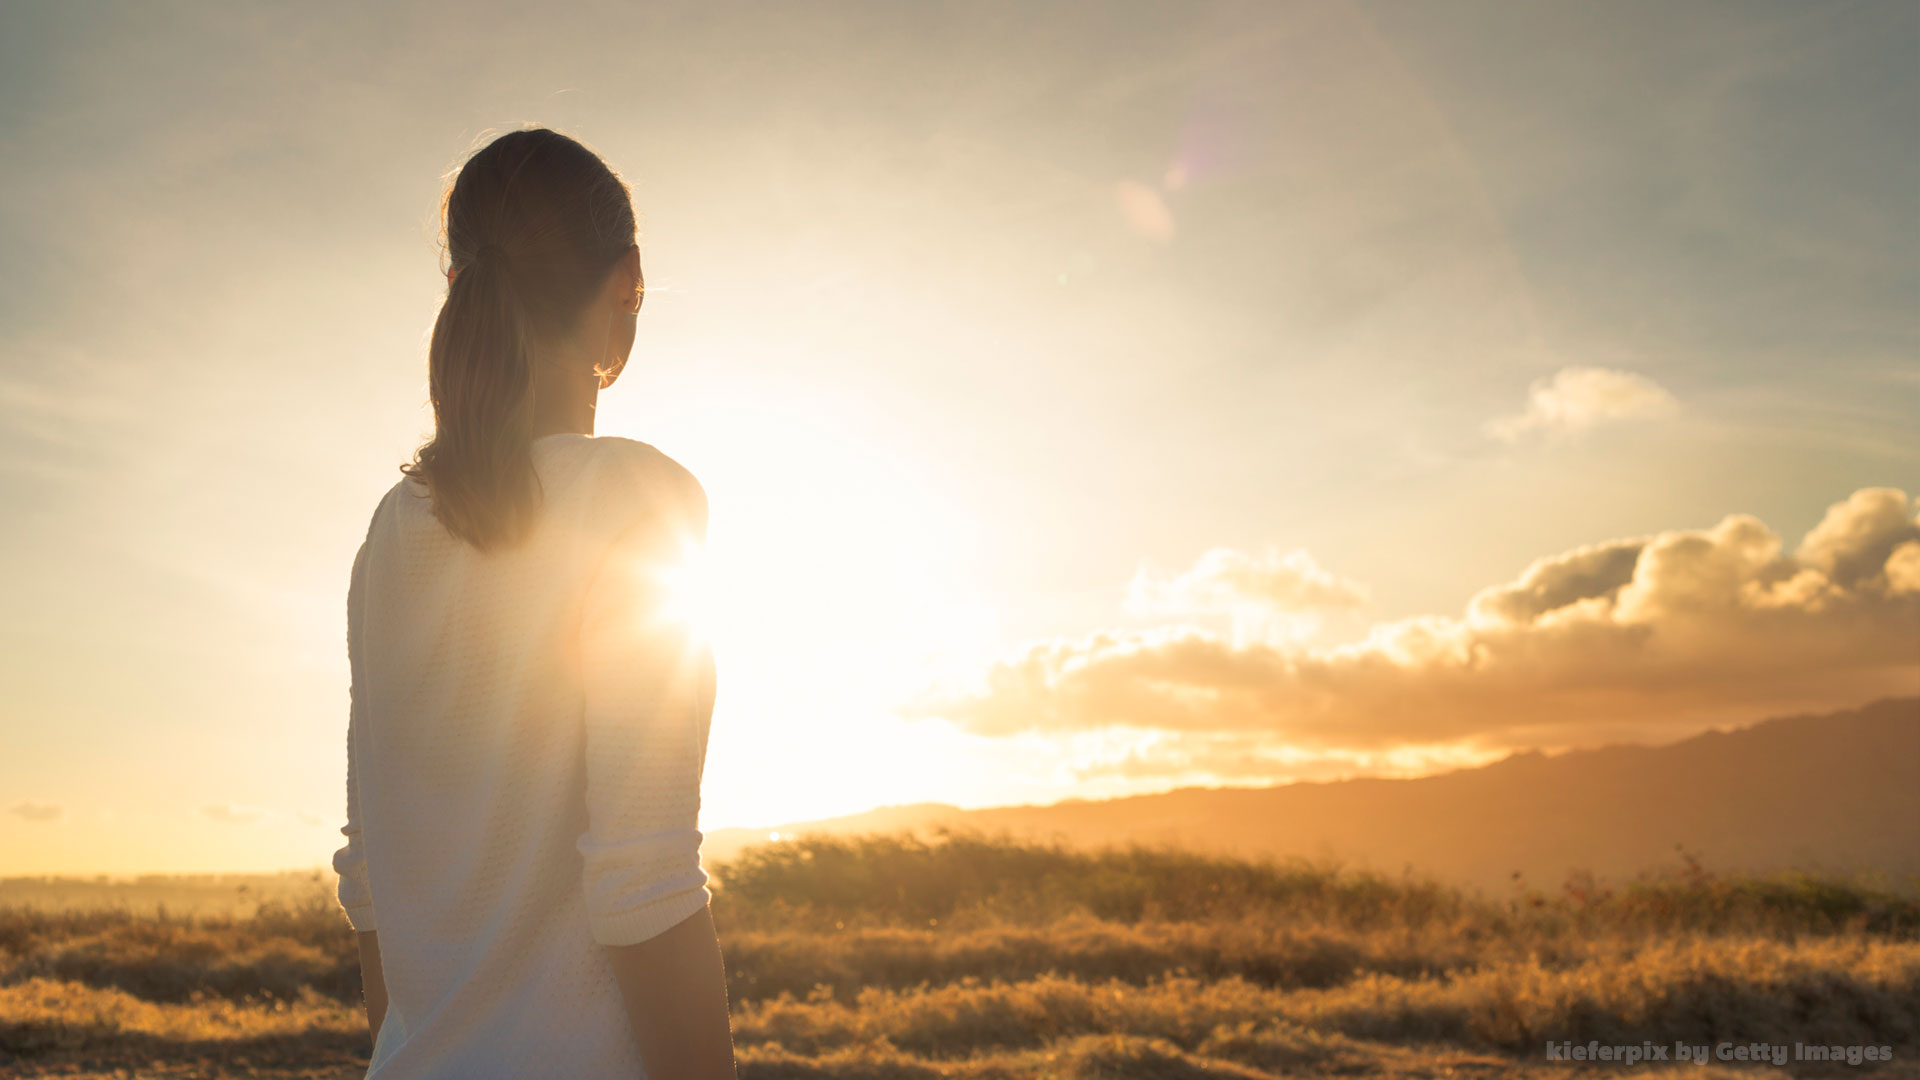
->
[3,830,1917,1078]
[723,940,1919,1056]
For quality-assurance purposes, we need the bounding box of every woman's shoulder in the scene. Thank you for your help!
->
[577,435,704,498]
[365,472,427,535]
[566,435,708,534]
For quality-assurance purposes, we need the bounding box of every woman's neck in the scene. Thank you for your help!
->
[527,333,604,438]
[528,388,598,439]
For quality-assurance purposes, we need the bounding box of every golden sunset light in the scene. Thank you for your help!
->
[3,5,1920,1075]
[651,538,715,643]
[2,1,1916,887]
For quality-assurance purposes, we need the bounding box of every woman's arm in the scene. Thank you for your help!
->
[336,536,386,1045]
[604,905,735,1079]
[356,930,388,1045]
[576,453,734,1075]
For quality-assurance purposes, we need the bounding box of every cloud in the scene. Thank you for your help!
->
[1797,487,1920,588]
[1129,546,1368,616]
[1466,539,1642,625]
[203,804,271,825]
[903,488,1920,774]
[1485,366,1678,442]
[1067,729,1506,785]
[1126,545,1369,647]
[7,801,63,823]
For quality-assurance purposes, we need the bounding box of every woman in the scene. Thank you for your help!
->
[332,126,737,1079]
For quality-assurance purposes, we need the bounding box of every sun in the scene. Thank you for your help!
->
[650,534,715,645]
[596,385,1004,826]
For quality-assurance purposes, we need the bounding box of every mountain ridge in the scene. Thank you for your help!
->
[705,696,1920,891]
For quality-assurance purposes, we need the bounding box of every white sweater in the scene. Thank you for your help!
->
[332,433,718,1079]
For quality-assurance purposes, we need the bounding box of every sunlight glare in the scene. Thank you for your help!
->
[611,381,1006,824]
[651,535,714,645]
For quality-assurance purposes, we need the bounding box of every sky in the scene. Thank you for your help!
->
[1,0,1915,875]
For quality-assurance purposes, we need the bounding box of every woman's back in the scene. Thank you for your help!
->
[335,432,718,1079]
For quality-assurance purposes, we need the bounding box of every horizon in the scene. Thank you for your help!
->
[4,0,1918,877]
[9,692,1913,880]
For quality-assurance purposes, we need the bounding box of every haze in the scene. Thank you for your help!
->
[2,0,1915,875]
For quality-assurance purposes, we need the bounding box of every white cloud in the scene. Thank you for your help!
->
[1485,366,1678,442]
[903,487,1920,775]
[1128,546,1368,616]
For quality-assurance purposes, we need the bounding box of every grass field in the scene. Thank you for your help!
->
[2,830,1916,1078]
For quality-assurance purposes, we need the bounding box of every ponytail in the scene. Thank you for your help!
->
[402,128,638,553]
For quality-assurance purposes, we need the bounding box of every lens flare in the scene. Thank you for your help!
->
[650,535,713,644]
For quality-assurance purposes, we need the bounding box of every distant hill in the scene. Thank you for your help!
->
[705,697,1920,892]
[0,869,330,916]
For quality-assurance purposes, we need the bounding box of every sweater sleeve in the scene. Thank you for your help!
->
[332,536,378,932]
[575,462,717,946]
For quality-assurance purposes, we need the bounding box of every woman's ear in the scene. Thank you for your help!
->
[622,243,643,315]
[595,244,643,389]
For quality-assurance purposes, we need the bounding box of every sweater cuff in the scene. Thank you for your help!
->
[342,902,378,933]
[588,884,711,947]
